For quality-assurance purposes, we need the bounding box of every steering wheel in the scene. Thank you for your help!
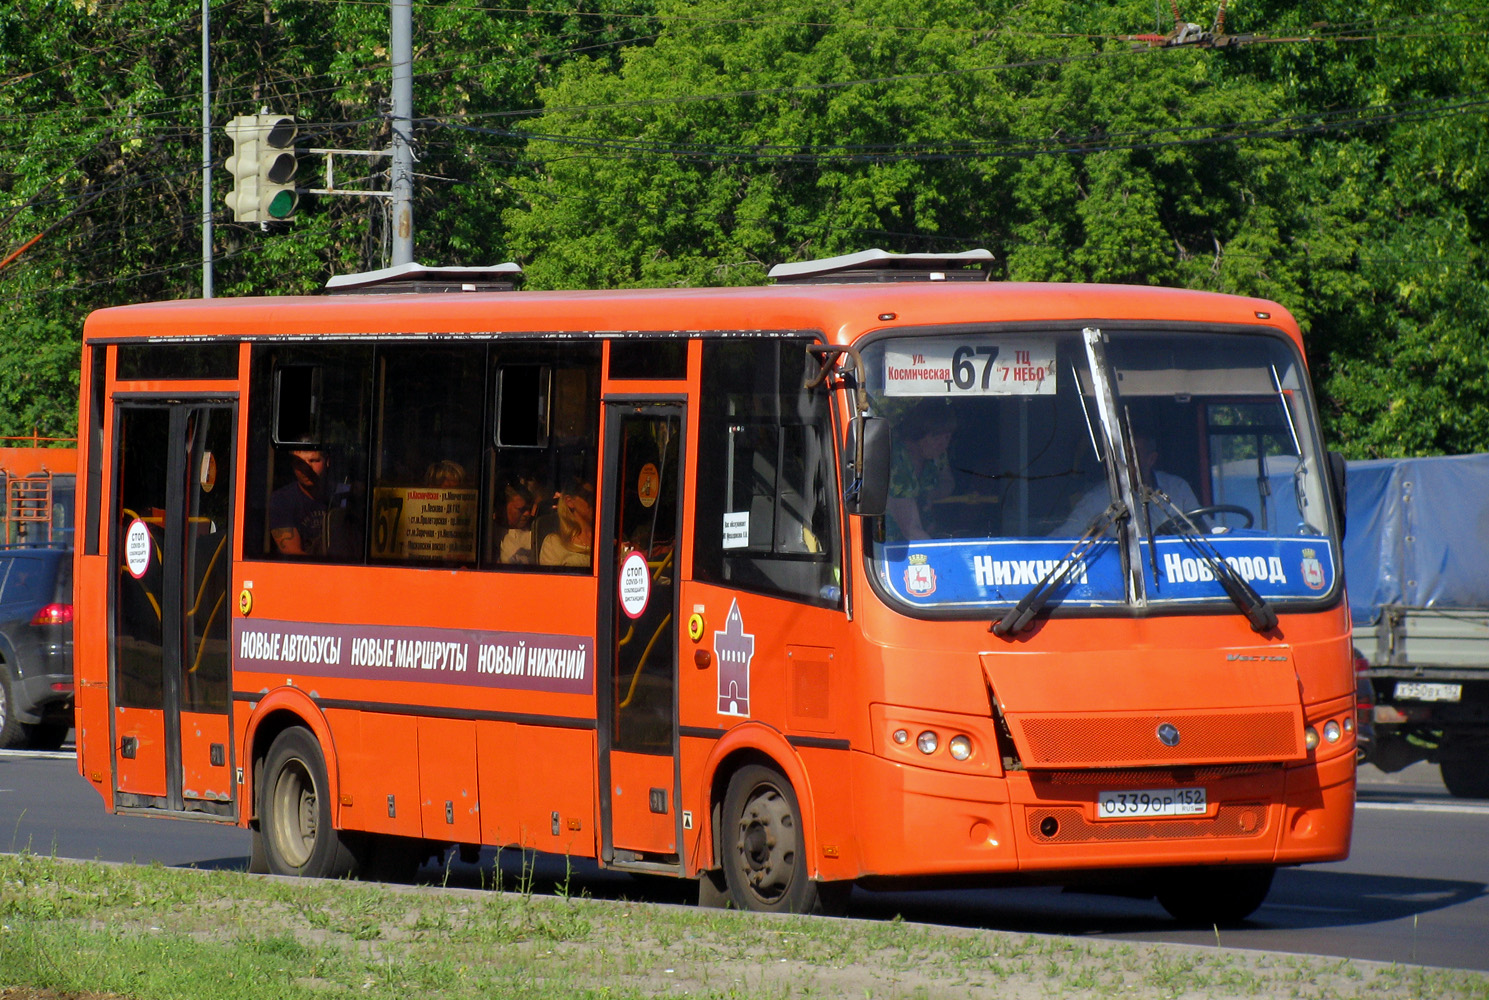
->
[1153,504,1254,535]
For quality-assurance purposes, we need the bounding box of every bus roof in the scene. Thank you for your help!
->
[82,281,1299,346]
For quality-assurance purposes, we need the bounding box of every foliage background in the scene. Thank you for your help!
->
[1,0,1485,456]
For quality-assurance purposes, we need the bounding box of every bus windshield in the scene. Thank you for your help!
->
[862,326,1337,614]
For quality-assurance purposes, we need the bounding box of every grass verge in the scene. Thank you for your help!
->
[2,853,1488,999]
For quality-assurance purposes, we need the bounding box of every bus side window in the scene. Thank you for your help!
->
[694,338,841,607]
[245,345,373,564]
[369,345,485,567]
[485,344,601,571]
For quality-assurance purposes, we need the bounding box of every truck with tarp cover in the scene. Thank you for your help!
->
[1346,453,1489,797]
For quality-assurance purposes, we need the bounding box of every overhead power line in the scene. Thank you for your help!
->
[429,92,1489,165]
[2,13,1484,131]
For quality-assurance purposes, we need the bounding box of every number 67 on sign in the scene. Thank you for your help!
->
[883,337,1057,397]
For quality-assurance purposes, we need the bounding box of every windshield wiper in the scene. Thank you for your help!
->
[992,501,1127,637]
[1146,488,1278,634]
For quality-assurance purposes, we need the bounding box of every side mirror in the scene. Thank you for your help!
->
[843,416,891,517]
[1328,450,1348,538]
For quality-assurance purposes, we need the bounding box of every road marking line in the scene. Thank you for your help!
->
[1355,800,1489,816]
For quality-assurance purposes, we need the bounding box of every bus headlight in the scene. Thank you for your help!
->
[917,731,939,755]
[948,735,973,761]
[892,729,909,745]
[1304,726,1320,750]
[1323,720,1342,744]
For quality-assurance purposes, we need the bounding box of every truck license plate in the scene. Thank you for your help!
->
[1393,681,1462,702]
[1097,787,1206,819]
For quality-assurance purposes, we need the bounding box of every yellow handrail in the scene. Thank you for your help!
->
[618,614,673,710]
[189,590,227,675]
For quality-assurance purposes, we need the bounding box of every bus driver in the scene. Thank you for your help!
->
[1057,432,1199,535]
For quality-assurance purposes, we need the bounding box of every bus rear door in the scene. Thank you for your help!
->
[111,402,236,816]
[599,400,684,868]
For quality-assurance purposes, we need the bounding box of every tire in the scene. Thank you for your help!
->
[697,868,731,909]
[1439,758,1489,799]
[0,670,25,750]
[247,827,270,874]
[720,764,848,915]
[1154,865,1275,925]
[258,727,359,879]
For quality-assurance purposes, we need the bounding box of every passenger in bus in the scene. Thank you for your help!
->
[424,459,468,488]
[497,477,538,564]
[539,477,595,568]
[1056,433,1199,535]
[269,449,330,556]
[885,399,957,541]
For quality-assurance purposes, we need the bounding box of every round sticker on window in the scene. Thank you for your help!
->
[125,519,152,579]
[637,463,660,508]
[619,550,650,619]
[200,451,218,493]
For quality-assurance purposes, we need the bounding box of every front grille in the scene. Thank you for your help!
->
[1035,763,1281,787]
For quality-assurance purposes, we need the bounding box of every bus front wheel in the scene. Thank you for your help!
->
[259,727,358,879]
[721,764,847,915]
[1154,865,1275,925]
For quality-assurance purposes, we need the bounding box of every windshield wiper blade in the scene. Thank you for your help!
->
[1147,488,1278,634]
[992,501,1126,637]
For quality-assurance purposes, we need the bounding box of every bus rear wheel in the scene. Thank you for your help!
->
[260,727,358,879]
[721,764,847,915]
[1154,865,1275,925]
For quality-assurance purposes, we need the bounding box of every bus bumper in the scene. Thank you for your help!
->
[1275,748,1355,864]
[848,751,1018,878]
[847,748,1355,879]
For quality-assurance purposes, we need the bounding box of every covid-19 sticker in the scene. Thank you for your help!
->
[619,550,650,619]
[125,519,151,579]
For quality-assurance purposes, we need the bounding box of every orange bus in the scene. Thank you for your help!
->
[0,437,76,546]
[73,252,1355,922]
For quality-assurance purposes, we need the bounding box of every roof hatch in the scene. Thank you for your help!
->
[324,262,524,294]
[768,248,994,284]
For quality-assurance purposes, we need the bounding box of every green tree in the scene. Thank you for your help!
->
[0,0,656,435]
[1227,3,1489,455]
[503,0,1314,297]
[5,0,1489,457]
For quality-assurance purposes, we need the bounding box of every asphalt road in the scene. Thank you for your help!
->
[3,752,1485,971]
[852,763,1489,971]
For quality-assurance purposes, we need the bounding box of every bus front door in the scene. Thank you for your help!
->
[110,402,236,816]
[599,401,683,867]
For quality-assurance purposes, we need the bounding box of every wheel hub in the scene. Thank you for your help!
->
[736,786,794,900]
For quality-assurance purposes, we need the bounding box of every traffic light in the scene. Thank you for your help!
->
[223,114,299,222]
[224,115,262,222]
[258,115,299,220]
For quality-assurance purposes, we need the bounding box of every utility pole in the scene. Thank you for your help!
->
[201,0,213,297]
[390,0,414,265]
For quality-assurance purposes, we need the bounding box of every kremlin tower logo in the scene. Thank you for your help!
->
[714,599,755,717]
